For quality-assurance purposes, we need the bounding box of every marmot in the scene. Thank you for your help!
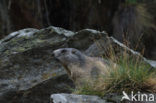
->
[53,48,114,86]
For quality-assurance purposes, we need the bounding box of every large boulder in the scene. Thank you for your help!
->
[0,26,106,103]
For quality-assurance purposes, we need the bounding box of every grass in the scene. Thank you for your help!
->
[73,47,156,97]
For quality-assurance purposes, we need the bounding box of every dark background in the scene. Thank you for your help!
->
[0,0,156,59]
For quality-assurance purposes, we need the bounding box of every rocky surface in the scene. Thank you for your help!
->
[50,93,106,103]
[85,37,156,68]
[0,26,155,103]
[51,93,156,103]
[0,26,107,103]
[0,75,74,103]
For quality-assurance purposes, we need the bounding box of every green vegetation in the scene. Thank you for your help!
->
[73,52,156,97]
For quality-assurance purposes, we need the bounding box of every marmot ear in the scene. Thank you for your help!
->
[72,50,76,54]
[61,49,67,53]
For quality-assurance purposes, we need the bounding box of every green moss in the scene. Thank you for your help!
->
[4,50,10,55]
[35,39,45,43]
[38,34,45,39]
[16,47,26,52]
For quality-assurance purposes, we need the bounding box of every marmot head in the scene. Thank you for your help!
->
[53,48,86,66]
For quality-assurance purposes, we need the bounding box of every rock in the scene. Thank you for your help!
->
[85,36,156,68]
[0,74,74,103]
[0,26,70,93]
[146,60,156,68]
[51,93,156,103]
[67,29,107,50]
[0,26,106,103]
[50,93,106,103]
[0,28,39,44]
[0,26,74,103]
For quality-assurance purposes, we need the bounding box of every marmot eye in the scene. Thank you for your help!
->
[72,50,76,54]
[61,49,66,53]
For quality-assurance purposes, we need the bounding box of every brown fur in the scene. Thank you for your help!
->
[53,48,114,86]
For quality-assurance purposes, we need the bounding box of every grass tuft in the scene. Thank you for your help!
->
[73,47,156,97]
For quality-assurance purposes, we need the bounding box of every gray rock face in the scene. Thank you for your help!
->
[85,37,156,68]
[0,75,74,103]
[51,93,156,103]
[51,93,106,103]
[0,26,106,103]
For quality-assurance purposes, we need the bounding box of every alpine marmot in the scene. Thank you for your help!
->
[53,48,114,86]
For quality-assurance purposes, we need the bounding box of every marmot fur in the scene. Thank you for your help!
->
[53,48,114,86]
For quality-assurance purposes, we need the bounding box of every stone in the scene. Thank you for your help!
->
[0,26,106,103]
[85,36,156,68]
[50,93,106,103]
